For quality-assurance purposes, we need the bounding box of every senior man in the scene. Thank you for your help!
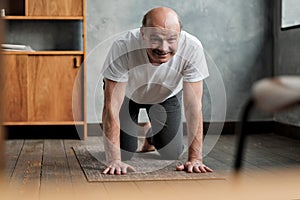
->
[102,7,212,175]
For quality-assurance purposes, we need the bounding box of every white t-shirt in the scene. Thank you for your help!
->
[103,28,209,104]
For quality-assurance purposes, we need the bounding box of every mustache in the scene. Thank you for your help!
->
[152,49,172,55]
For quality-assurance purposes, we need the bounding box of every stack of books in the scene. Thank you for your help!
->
[1,44,35,52]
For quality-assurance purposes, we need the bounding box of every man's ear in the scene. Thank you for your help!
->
[140,27,145,39]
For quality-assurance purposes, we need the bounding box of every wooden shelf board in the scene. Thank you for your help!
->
[1,51,84,55]
[1,16,83,20]
[2,121,84,126]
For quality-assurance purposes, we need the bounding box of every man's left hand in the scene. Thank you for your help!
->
[176,159,213,173]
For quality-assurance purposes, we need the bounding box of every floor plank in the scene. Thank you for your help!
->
[135,181,177,199]
[205,135,274,179]
[63,140,87,183]
[63,139,110,198]
[40,140,73,198]
[104,181,144,200]
[248,133,300,162]
[166,180,210,196]
[4,140,24,179]
[9,140,43,200]
[220,134,300,170]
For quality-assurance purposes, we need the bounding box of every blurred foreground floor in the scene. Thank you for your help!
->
[1,133,300,200]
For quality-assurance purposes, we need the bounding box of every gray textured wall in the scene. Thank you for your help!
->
[274,0,300,127]
[86,0,273,123]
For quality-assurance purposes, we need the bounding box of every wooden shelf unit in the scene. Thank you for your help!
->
[2,16,84,20]
[2,0,83,17]
[2,121,85,126]
[2,51,84,55]
[1,0,87,139]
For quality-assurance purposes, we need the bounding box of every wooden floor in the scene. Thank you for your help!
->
[2,133,300,200]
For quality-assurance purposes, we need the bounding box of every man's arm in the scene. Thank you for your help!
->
[102,78,135,175]
[176,80,213,173]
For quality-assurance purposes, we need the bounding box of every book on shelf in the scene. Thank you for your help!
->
[1,44,35,52]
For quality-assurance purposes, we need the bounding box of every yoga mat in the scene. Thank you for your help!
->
[73,145,225,182]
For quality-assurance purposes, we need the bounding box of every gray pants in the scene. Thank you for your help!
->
[119,91,183,160]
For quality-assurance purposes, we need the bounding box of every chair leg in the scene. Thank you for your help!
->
[234,99,254,172]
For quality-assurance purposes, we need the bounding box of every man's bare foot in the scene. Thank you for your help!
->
[140,139,155,152]
[138,122,155,152]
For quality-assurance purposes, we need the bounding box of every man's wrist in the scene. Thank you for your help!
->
[188,150,202,162]
[107,158,122,163]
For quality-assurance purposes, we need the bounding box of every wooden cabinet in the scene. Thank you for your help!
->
[1,0,87,138]
[2,55,28,122]
[28,0,83,16]
[2,54,83,122]
[27,55,83,122]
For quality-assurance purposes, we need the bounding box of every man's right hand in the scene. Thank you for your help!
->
[102,160,136,175]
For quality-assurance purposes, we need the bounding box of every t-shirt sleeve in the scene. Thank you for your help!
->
[183,44,209,82]
[102,40,129,82]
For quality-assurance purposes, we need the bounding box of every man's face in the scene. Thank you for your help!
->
[142,27,180,65]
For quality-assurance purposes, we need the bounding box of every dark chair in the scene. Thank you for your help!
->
[234,76,300,171]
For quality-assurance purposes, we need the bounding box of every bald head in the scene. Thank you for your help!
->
[142,7,182,31]
[140,7,182,65]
